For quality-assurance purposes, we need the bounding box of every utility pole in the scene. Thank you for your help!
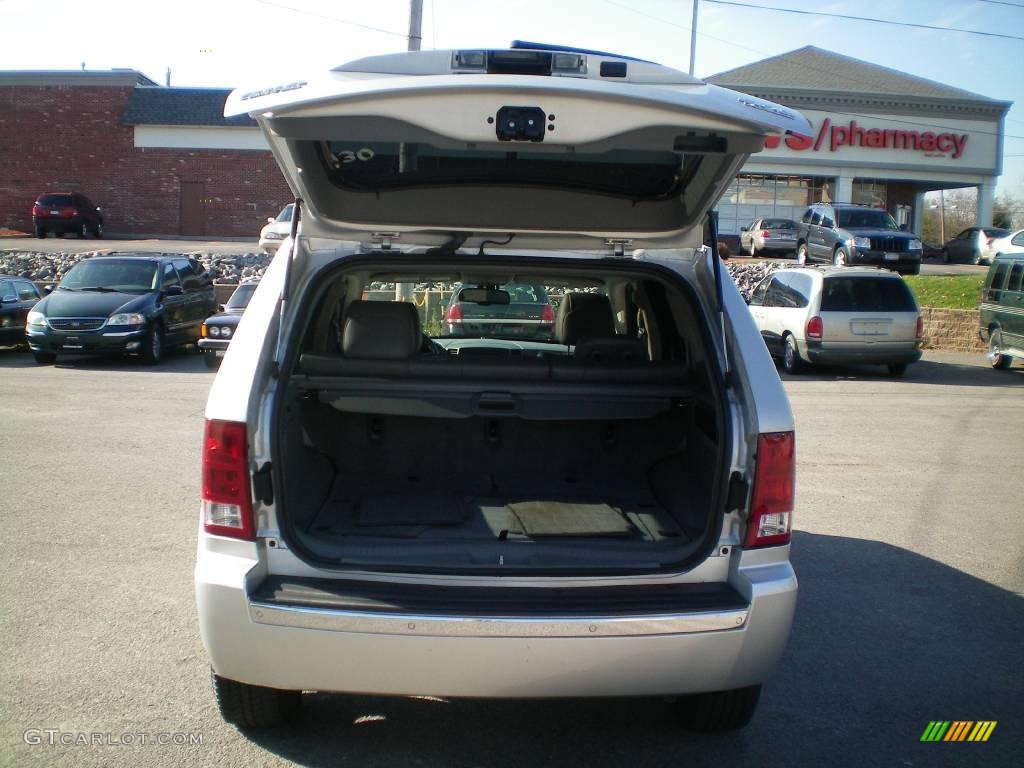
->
[939,189,946,246]
[408,0,423,51]
[689,0,699,76]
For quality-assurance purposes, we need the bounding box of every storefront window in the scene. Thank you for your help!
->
[852,179,887,207]
[716,175,834,235]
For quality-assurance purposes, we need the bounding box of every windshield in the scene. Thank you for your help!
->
[320,141,697,200]
[60,259,158,293]
[226,283,258,309]
[37,194,73,206]
[276,205,294,223]
[836,208,899,230]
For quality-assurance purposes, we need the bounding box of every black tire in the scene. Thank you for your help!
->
[91,222,104,238]
[833,247,848,267]
[989,329,1013,370]
[32,351,57,365]
[673,685,762,732]
[35,226,46,238]
[211,672,300,728]
[203,354,219,369]
[141,323,163,365]
[888,363,907,377]
[903,263,921,276]
[77,223,88,238]
[748,240,757,257]
[796,243,808,265]
[55,231,64,238]
[782,334,805,374]
[942,248,950,264]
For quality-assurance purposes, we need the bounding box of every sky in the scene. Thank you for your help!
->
[2,0,1023,196]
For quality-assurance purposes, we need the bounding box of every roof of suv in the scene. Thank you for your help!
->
[775,266,905,278]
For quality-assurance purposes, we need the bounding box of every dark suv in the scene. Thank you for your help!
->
[26,255,216,365]
[795,203,922,275]
[32,192,104,238]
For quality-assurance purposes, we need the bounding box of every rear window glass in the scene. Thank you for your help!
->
[319,141,700,200]
[821,277,917,312]
[37,194,73,206]
[762,219,796,229]
[1008,263,1023,292]
[226,283,258,309]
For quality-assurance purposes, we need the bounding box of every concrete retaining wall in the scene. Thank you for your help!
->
[920,307,985,352]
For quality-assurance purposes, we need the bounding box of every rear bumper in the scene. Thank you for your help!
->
[195,546,797,697]
[198,339,231,354]
[804,340,921,366]
[26,326,145,354]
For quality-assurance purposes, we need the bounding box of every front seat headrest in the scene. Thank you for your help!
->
[556,292,615,346]
[342,300,421,360]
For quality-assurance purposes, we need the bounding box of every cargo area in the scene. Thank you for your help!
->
[273,257,730,573]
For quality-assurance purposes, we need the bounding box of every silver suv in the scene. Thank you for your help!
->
[795,203,922,275]
[195,46,807,733]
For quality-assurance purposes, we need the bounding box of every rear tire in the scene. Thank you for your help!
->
[782,334,805,374]
[77,223,88,238]
[35,226,46,238]
[888,363,907,377]
[673,685,762,732]
[32,352,57,365]
[91,222,103,238]
[211,671,301,728]
[796,243,808,265]
[989,329,1013,370]
[833,247,848,267]
[942,248,950,264]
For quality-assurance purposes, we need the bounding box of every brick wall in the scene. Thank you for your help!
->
[919,307,986,352]
[0,85,292,237]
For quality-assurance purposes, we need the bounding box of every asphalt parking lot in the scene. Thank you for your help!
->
[1,348,1021,768]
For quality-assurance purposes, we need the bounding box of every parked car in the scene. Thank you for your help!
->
[0,275,42,347]
[739,218,798,257]
[198,280,260,368]
[444,282,555,339]
[32,192,104,239]
[747,266,922,376]
[942,227,1009,265]
[979,252,1024,369]
[258,204,294,253]
[988,228,1024,259]
[795,203,922,275]
[26,255,216,365]
[196,46,811,732]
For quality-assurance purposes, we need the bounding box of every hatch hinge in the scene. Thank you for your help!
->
[605,238,633,257]
[371,232,401,250]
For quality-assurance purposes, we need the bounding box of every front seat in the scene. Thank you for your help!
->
[556,292,647,361]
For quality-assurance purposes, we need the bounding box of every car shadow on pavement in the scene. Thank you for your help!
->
[782,357,1024,388]
[242,532,1022,768]
[0,347,212,373]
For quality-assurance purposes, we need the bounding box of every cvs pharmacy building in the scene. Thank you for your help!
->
[706,47,1010,243]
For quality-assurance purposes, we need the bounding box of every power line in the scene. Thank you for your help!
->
[974,0,1024,8]
[253,0,408,39]
[599,0,1024,142]
[703,0,1024,41]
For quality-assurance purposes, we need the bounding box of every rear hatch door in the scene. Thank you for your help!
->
[226,49,811,251]
[819,275,919,342]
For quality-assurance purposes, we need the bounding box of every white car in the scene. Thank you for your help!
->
[989,228,1024,258]
[196,46,810,732]
[258,204,294,253]
[747,266,922,376]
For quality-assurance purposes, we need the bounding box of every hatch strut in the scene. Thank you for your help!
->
[708,214,732,388]
[273,198,302,375]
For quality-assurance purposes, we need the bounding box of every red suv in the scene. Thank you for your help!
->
[31,192,104,238]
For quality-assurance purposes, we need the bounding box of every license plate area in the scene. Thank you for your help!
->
[884,252,899,262]
[851,320,891,336]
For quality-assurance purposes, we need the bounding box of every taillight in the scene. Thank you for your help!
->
[806,316,823,339]
[201,419,255,540]
[915,317,923,338]
[744,431,795,548]
[540,304,555,323]
[761,230,770,239]
[446,303,463,323]
[986,237,994,247]
[61,208,75,219]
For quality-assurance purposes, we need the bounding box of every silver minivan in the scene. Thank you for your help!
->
[747,266,922,376]
[195,46,808,732]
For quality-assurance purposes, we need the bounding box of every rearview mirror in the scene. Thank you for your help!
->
[1,295,17,304]
[267,217,275,224]
[163,284,183,297]
[44,285,54,295]
[460,288,510,305]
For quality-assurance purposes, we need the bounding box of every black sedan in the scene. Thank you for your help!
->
[0,275,43,348]
[26,255,217,365]
[199,280,259,368]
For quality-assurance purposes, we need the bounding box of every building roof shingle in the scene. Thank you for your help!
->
[122,88,256,127]
[706,46,1000,104]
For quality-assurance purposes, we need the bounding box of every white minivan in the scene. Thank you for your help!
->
[195,46,808,732]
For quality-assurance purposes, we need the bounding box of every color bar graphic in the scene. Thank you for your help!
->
[921,721,996,742]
